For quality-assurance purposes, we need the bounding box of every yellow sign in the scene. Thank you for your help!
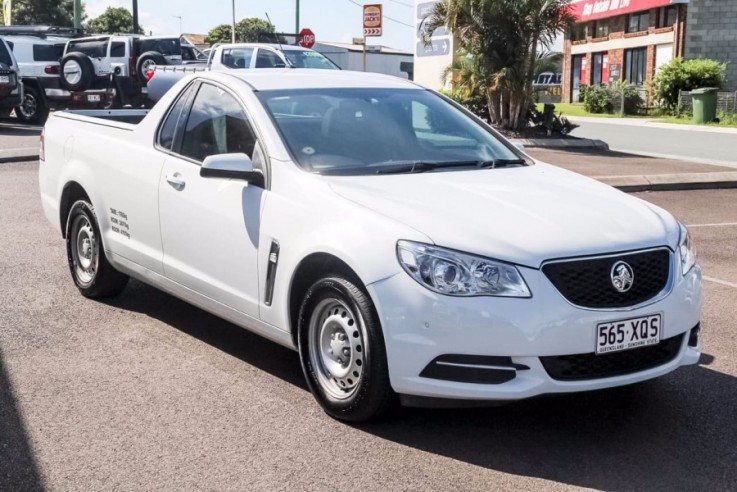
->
[2,0,11,26]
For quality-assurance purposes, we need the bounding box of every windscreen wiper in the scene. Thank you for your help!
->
[375,159,527,174]
[376,160,482,175]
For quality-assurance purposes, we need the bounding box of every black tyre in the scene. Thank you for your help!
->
[60,52,94,91]
[298,276,394,422]
[65,200,128,298]
[137,51,167,85]
[15,85,49,125]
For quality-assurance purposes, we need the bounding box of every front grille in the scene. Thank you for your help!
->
[540,333,684,381]
[542,249,671,308]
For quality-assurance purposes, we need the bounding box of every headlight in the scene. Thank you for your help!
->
[396,240,531,297]
[679,222,696,275]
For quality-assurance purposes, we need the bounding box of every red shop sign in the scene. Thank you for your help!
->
[569,0,675,22]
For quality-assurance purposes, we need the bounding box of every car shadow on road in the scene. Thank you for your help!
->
[0,349,45,490]
[105,280,736,489]
[106,279,307,390]
[0,121,42,136]
[362,358,736,490]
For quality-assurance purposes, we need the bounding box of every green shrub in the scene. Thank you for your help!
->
[583,85,613,113]
[582,83,643,115]
[652,58,726,114]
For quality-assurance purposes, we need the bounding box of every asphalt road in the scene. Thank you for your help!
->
[1,161,736,491]
[569,118,737,168]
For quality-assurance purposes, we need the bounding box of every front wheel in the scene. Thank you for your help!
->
[65,200,129,298]
[298,276,394,422]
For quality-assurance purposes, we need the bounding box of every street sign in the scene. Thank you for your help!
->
[415,38,450,57]
[363,4,382,37]
[298,28,315,48]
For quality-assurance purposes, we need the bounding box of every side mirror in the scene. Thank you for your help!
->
[200,153,264,187]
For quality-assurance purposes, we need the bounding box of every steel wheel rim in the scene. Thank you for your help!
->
[19,93,37,118]
[308,298,367,400]
[63,61,82,85]
[71,214,98,284]
[141,59,155,74]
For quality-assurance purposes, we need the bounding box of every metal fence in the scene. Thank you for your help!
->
[678,90,737,114]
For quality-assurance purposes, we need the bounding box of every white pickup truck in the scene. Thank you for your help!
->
[40,69,702,422]
[145,43,338,103]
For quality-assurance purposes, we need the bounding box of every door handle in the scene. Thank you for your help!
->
[165,173,186,189]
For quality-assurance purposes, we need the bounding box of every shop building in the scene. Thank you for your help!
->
[563,0,689,103]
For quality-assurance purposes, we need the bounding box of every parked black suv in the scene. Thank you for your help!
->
[0,36,23,119]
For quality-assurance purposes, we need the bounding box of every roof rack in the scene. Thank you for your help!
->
[0,25,84,38]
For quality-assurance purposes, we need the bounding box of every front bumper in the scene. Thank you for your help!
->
[368,261,702,402]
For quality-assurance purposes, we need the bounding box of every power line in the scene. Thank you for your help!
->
[345,0,414,28]
[387,0,414,8]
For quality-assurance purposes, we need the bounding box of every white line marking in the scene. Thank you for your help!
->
[687,222,737,228]
[704,276,737,289]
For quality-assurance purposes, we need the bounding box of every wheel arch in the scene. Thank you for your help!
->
[288,252,368,348]
[59,181,90,238]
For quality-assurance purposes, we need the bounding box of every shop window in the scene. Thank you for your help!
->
[627,11,650,33]
[593,20,609,38]
[592,53,607,86]
[570,23,588,41]
[625,47,647,86]
[657,6,678,28]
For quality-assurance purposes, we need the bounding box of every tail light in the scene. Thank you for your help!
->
[145,69,155,81]
[128,57,136,77]
[39,128,45,162]
[44,65,60,75]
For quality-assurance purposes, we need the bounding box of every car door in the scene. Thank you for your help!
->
[158,81,265,319]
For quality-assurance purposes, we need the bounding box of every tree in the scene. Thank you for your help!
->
[10,0,81,27]
[421,0,574,130]
[205,17,274,44]
[86,7,143,35]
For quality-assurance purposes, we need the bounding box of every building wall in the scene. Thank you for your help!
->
[562,4,687,103]
[685,0,737,91]
[315,44,413,79]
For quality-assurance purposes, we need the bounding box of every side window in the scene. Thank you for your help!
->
[69,40,107,58]
[158,84,196,151]
[221,48,253,69]
[255,49,285,68]
[180,83,258,163]
[33,44,65,62]
[110,42,126,58]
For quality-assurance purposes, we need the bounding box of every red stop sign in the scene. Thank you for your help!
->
[299,28,315,49]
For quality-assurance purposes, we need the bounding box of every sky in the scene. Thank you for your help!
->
[85,0,419,52]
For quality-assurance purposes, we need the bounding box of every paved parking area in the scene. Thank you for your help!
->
[1,161,736,490]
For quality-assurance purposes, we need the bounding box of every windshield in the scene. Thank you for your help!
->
[256,88,525,175]
[283,50,339,69]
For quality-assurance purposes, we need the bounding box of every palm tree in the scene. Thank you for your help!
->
[422,0,574,130]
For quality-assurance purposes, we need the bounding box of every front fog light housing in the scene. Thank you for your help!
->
[396,240,531,297]
[679,222,696,276]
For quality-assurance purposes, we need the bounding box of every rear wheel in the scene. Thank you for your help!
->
[298,276,394,422]
[16,85,48,125]
[65,200,128,298]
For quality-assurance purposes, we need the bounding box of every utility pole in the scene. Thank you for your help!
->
[132,0,139,33]
[231,0,236,43]
[295,0,300,33]
[173,15,182,35]
[73,0,81,29]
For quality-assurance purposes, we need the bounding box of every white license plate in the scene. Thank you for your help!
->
[0,76,9,84]
[87,94,101,102]
[596,314,661,355]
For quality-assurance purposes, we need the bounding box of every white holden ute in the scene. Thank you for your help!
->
[39,70,702,422]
